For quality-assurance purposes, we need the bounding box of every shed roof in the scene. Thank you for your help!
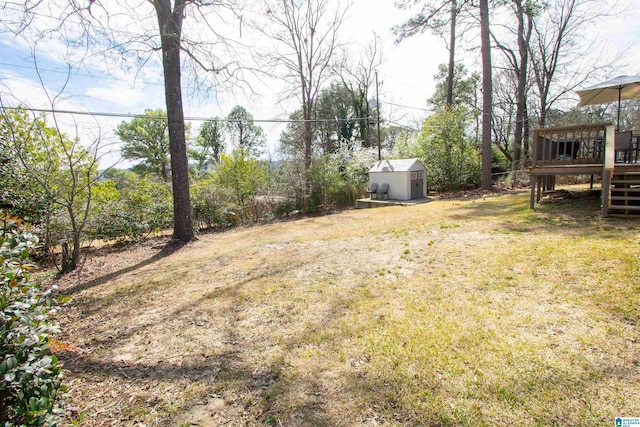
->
[369,158,424,173]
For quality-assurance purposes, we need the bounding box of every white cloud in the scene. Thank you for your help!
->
[84,82,159,109]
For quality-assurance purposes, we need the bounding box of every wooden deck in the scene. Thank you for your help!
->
[529,164,604,176]
[529,124,640,217]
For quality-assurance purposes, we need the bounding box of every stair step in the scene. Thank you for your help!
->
[611,196,640,201]
[612,180,640,185]
[613,171,640,175]
[611,187,640,192]
[609,204,640,211]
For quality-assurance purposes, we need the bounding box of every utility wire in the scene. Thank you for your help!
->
[0,61,165,86]
[2,6,439,116]
[0,61,435,114]
[1,5,157,41]
[382,100,430,112]
[0,105,377,124]
[379,72,431,95]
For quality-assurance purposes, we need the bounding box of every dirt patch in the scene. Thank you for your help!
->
[47,187,640,426]
[432,187,508,200]
[538,188,600,205]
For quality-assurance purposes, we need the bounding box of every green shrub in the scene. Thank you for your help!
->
[272,159,307,211]
[88,175,173,242]
[274,199,296,217]
[415,106,481,191]
[308,156,342,210]
[0,216,65,425]
[191,177,234,229]
[215,149,267,215]
[308,145,376,211]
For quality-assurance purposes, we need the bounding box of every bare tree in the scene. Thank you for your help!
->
[490,0,538,167]
[394,0,472,107]
[3,0,247,242]
[0,57,108,272]
[529,0,618,127]
[338,34,384,148]
[261,0,350,188]
[491,67,517,162]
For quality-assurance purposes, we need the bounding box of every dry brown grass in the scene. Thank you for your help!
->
[52,187,640,426]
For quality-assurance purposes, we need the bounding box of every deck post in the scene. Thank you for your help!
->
[602,125,616,217]
[530,175,536,208]
[602,170,611,217]
[537,178,542,202]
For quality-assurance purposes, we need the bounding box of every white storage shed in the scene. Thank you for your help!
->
[369,158,427,201]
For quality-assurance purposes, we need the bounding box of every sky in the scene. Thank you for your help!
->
[1,0,639,168]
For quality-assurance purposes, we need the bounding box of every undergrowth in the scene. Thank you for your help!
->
[1,216,65,425]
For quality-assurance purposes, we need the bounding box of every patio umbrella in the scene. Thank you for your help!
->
[577,75,640,130]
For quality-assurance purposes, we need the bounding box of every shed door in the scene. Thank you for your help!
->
[411,171,423,199]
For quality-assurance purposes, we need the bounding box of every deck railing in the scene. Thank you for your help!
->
[532,123,608,167]
[630,135,640,163]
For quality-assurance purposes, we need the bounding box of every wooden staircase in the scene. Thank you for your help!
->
[609,166,640,216]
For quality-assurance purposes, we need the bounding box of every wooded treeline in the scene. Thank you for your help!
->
[1,0,636,271]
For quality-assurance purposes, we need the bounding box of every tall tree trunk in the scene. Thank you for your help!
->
[523,102,530,160]
[71,231,81,271]
[301,63,313,193]
[303,101,312,192]
[480,0,493,190]
[539,102,548,127]
[155,0,195,242]
[302,73,313,193]
[513,2,533,169]
[446,0,457,107]
[161,161,168,182]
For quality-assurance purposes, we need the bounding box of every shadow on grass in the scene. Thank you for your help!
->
[60,240,186,296]
[59,272,369,425]
[58,248,637,426]
[448,189,640,237]
[56,190,640,425]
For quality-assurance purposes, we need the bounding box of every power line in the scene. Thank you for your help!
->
[1,5,157,42]
[0,61,165,86]
[0,63,434,115]
[386,120,420,131]
[0,105,377,124]
[0,62,433,114]
[381,99,430,112]
[379,73,431,95]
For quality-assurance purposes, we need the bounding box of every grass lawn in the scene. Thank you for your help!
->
[52,187,640,426]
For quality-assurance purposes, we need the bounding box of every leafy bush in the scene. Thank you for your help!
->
[0,110,55,227]
[272,158,307,211]
[308,144,377,211]
[334,142,379,204]
[191,177,235,229]
[409,106,481,191]
[215,149,267,214]
[0,217,65,425]
[308,155,343,210]
[88,175,173,242]
[273,199,296,217]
